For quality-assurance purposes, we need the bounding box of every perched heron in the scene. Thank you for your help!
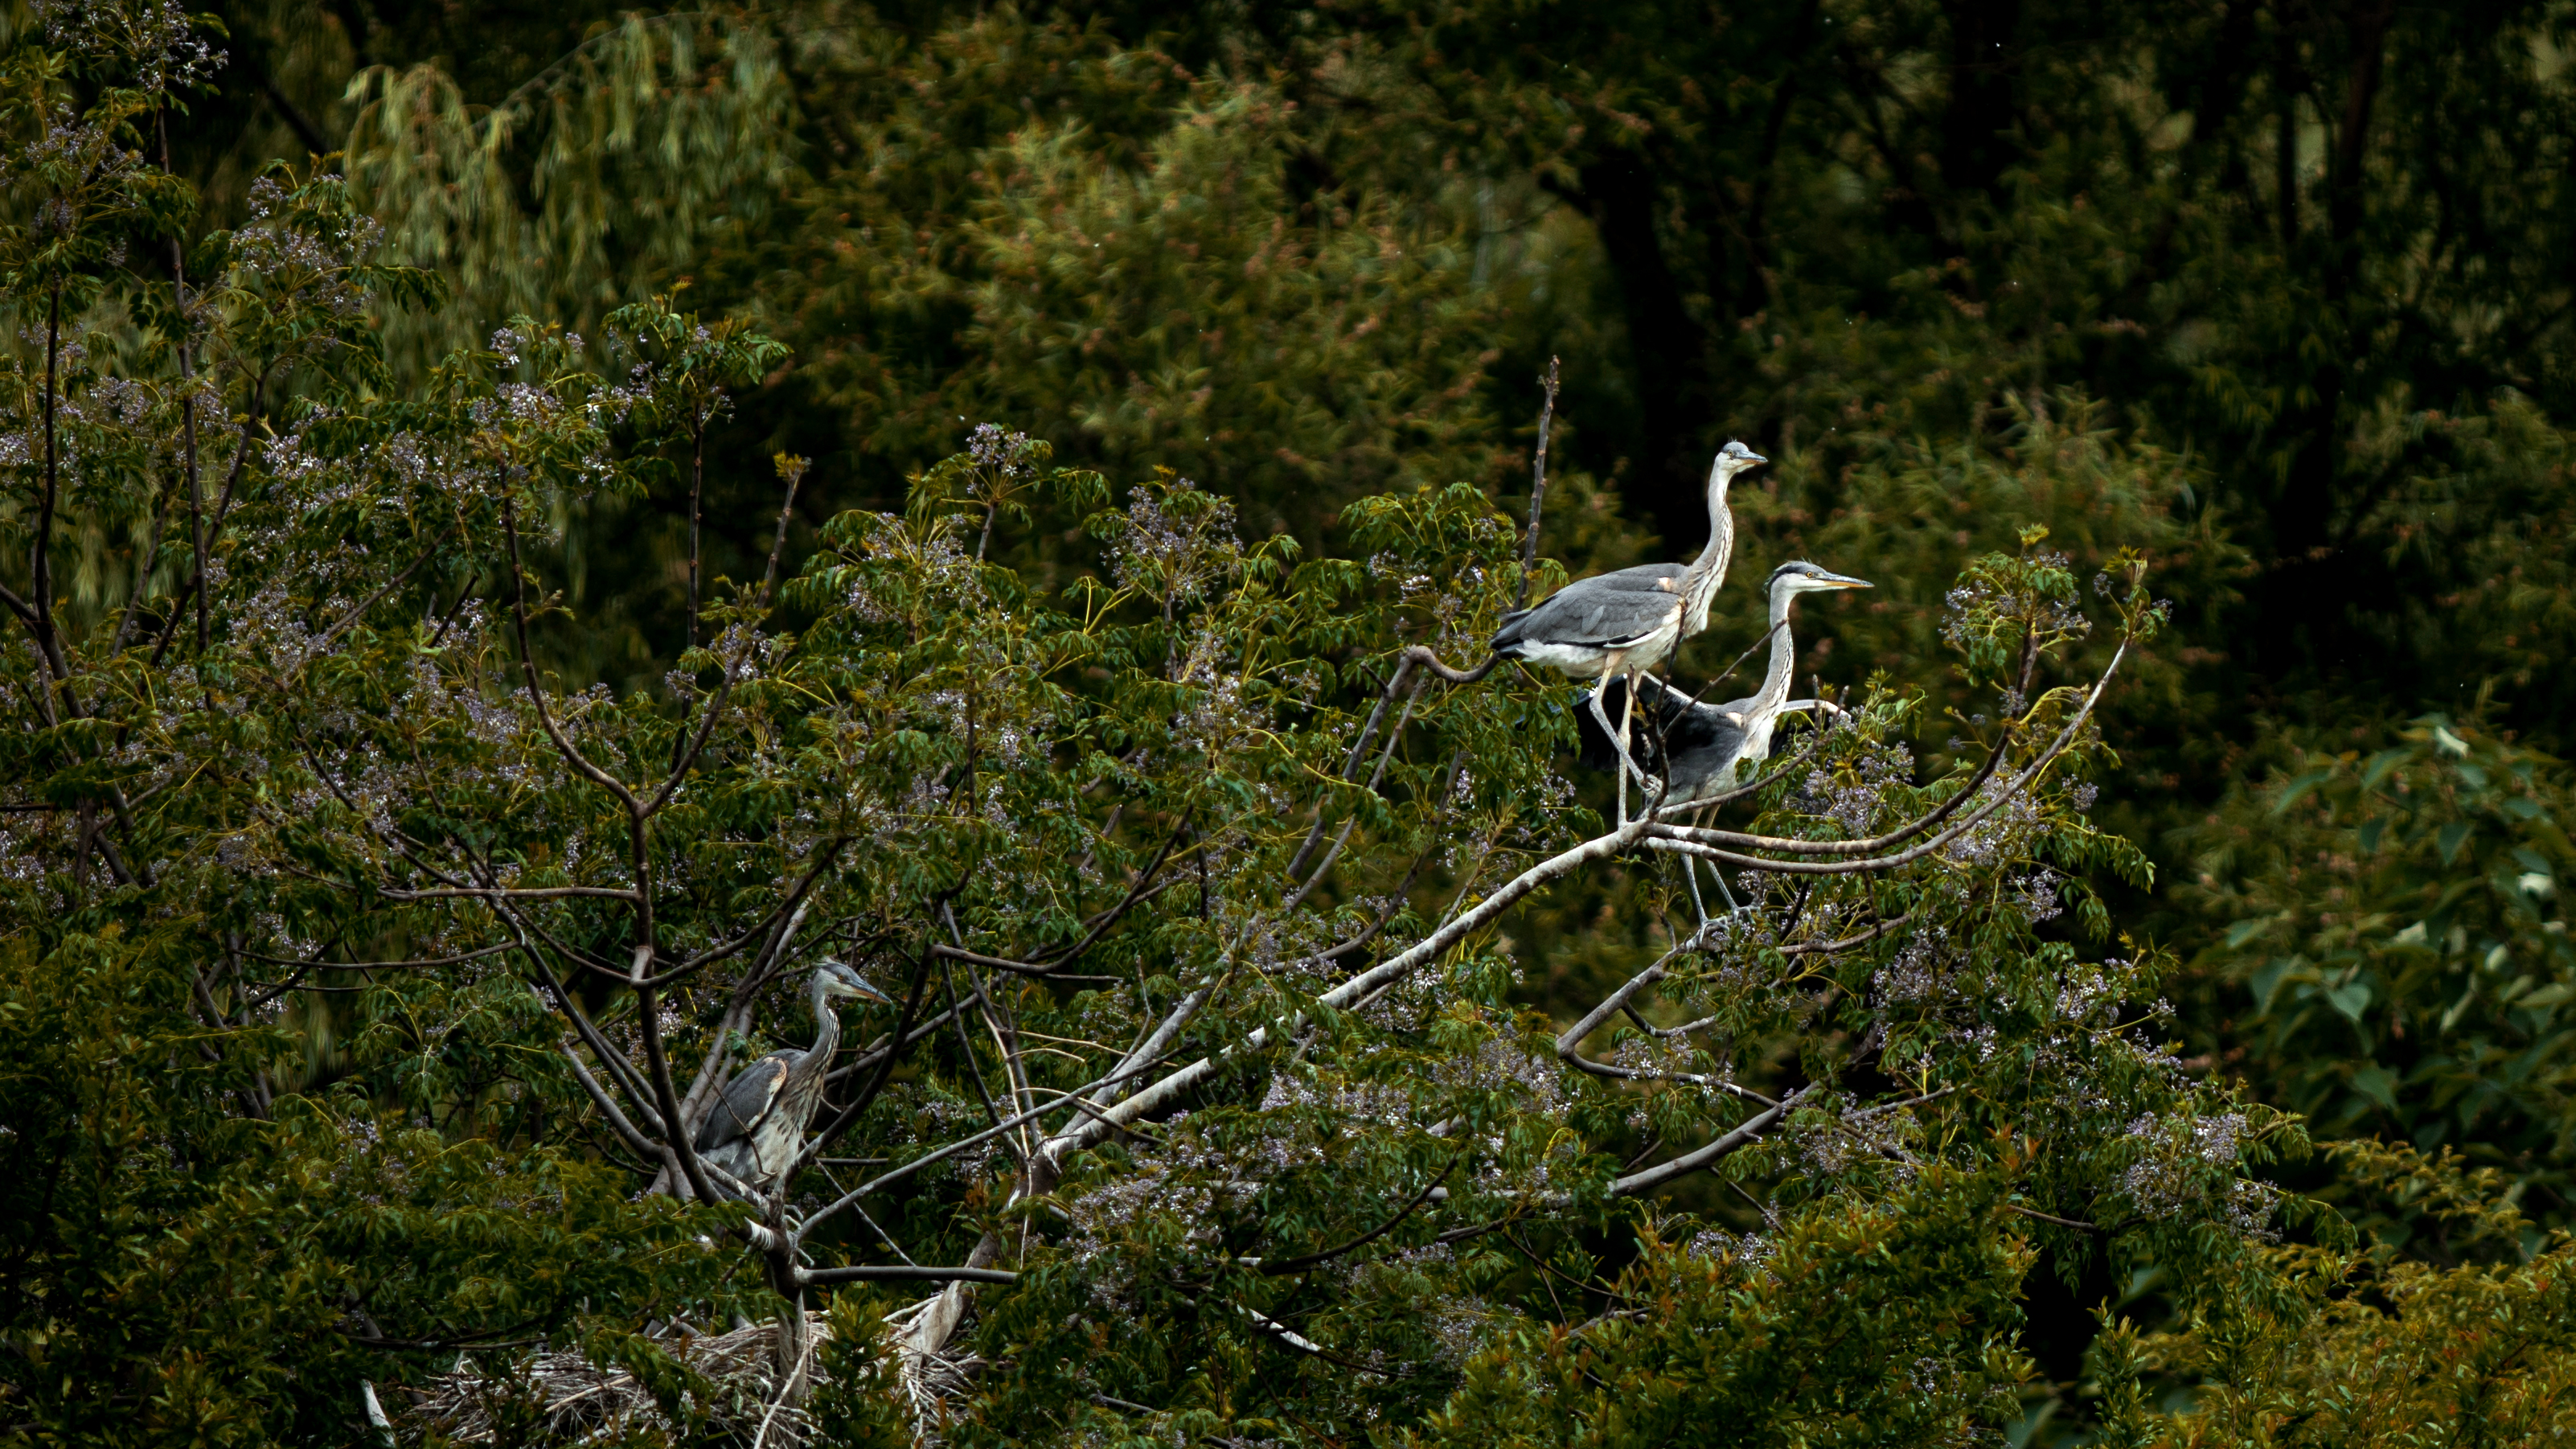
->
[1577,560,1870,914]
[1494,441,1768,822]
[695,958,890,1197]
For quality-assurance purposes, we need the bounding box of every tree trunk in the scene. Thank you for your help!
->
[1575,150,1712,550]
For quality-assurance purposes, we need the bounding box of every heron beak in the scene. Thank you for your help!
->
[1708,448,1767,484]
[1823,573,1872,589]
[822,961,893,1004]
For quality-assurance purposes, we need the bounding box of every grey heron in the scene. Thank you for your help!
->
[695,958,890,1197]
[1577,560,1869,914]
[1493,440,1767,821]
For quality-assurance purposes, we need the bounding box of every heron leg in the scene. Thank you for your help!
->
[1590,667,1633,826]
[1689,802,1746,917]
[1622,671,1675,801]
[1619,670,1665,800]
[1615,671,1641,822]
[1712,864,1745,913]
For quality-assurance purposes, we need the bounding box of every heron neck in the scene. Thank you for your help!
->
[1757,581,1799,711]
[1680,473,1735,634]
[809,979,842,1064]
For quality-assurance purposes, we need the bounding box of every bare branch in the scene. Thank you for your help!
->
[1066,822,1654,1151]
[800,1266,1019,1286]
[557,1039,664,1162]
[1655,644,2123,854]
[792,1048,1180,1244]
[1516,356,1561,611]
[501,499,645,814]
[297,526,461,666]
[1608,1090,1803,1198]
[380,885,642,902]
[1780,913,1912,956]
[649,461,806,815]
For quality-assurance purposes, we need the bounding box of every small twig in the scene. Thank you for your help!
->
[1396,643,1496,685]
[795,1050,1181,1240]
[1779,913,1913,956]
[652,457,806,811]
[1500,1225,1633,1301]
[939,954,1018,1164]
[2004,1203,2105,1234]
[1039,831,1185,965]
[1260,1160,1455,1275]
[501,499,645,814]
[296,526,461,667]
[1516,355,1561,611]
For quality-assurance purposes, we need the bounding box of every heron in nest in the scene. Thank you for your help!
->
[695,958,891,1198]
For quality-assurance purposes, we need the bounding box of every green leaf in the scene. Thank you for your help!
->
[2325,980,2373,1024]
[2360,749,2412,790]
[2253,957,2304,1012]
[2270,769,2334,816]
[2350,1064,2399,1112]
[2438,822,2473,866]
[2442,989,2478,1032]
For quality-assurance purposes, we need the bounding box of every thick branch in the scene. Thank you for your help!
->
[800,1266,1018,1286]
[1608,1090,1802,1198]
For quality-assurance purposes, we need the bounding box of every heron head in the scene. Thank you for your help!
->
[814,958,893,1006]
[1709,439,1769,482]
[1767,560,1873,596]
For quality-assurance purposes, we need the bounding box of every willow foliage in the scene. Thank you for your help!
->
[343,10,793,373]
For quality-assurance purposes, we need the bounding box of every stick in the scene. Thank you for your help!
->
[1517,355,1561,611]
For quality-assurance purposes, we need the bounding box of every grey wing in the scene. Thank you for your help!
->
[695,1053,793,1153]
[1663,694,1757,798]
[1499,565,1687,649]
[1576,677,1742,782]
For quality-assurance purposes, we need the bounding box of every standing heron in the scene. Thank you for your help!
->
[1577,560,1870,914]
[695,958,891,1199]
[1493,441,1767,822]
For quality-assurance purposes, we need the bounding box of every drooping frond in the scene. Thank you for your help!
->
[343,12,793,371]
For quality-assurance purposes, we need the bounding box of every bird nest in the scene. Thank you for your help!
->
[400,1301,980,1447]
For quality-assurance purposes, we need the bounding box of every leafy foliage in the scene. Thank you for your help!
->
[342,10,793,375]
[2184,720,2576,1223]
[2096,1142,2576,1448]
